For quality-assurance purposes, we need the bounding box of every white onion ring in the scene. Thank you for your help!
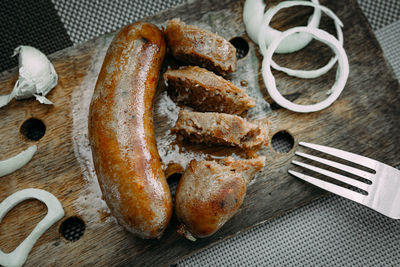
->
[259,1,344,79]
[243,0,321,54]
[262,26,349,113]
[0,145,37,177]
[0,188,64,267]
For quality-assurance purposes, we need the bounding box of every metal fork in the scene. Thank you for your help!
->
[289,142,400,219]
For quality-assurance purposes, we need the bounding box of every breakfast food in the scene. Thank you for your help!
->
[175,156,265,240]
[164,66,256,115]
[88,22,172,239]
[0,188,64,267]
[164,18,237,75]
[172,110,269,149]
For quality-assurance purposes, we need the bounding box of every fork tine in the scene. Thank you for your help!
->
[292,160,370,191]
[295,151,375,182]
[288,170,366,203]
[299,142,378,170]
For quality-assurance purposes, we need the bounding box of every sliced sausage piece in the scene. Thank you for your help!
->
[164,66,256,115]
[89,22,172,239]
[176,156,265,239]
[172,110,269,149]
[164,18,237,75]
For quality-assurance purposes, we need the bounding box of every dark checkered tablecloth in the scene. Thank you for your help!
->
[1,0,399,266]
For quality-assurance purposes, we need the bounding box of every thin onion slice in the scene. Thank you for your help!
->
[243,0,321,54]
[0,145,37,177]
[259,1,344,79]
[0,188,64,267]
[262,26,349,113]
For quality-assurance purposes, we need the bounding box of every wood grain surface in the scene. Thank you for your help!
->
[0,0,399,266]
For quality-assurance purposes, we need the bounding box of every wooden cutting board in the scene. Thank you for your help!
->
[0,0,399,265]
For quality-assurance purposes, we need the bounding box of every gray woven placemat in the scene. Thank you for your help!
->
[52,0,400,44]
[0,0,72,72]
[52,0,186,43]
[48,0,400,265]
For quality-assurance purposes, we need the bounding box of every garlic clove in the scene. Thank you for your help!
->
[0,95,11,108]
[0,46,58,108]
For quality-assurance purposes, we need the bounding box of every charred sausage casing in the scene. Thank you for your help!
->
[89,22,172,239]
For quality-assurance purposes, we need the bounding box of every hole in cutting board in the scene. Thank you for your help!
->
[229,37,249,59]
[165,163,184,181]
[271,131,294,153]
[59,216,85,242]
[20,118,46,141]
[168,173,183,181]
[168,173,182,198]
[0,199,47,253]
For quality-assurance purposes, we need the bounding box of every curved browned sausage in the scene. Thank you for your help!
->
[88,22,172,239]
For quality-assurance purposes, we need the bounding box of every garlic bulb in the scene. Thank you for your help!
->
[0,46,58,108]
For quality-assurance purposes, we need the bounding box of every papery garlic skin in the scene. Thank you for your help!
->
[0,46,58,108]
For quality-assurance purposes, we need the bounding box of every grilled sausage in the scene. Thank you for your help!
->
[164,66,256,115]
[176,156,265,240]
[89,22,172,239]
[172,110,269,149]
[164,18,237,75]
